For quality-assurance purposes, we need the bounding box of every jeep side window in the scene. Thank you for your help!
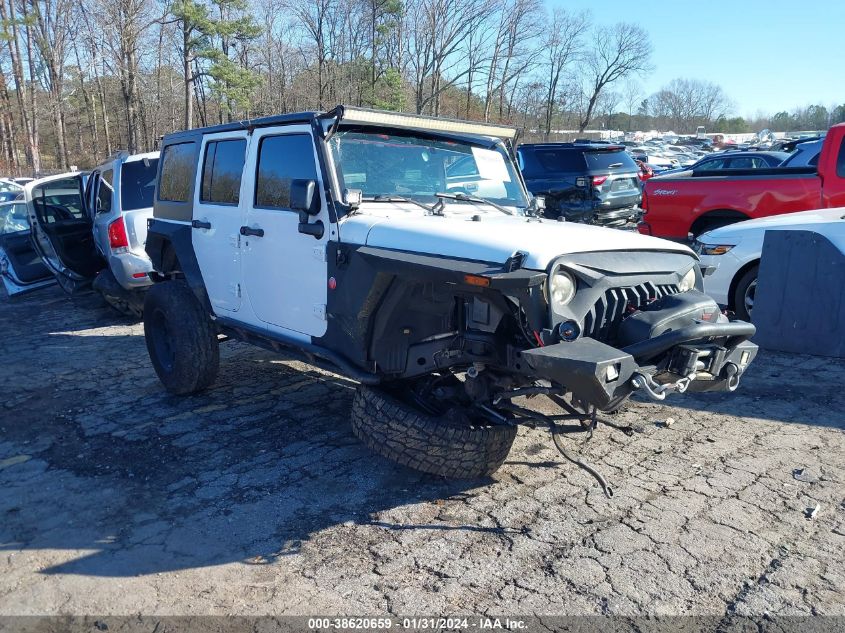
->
[254,134,318,210]
[96,169,113,214]
[159,142,196,203]
[201,139,247,205]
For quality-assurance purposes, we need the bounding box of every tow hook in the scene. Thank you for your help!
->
[631,371,693,401]
[723,363,740,391]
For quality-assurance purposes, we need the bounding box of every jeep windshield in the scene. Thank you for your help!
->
[328,130,528,213]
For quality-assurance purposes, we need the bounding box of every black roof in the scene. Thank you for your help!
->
[162,111,321,144]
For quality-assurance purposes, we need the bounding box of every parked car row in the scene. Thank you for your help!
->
[657,150,789,177]
[509,131,823,227]
[1,105,759,483]
[639,123,845,240]
[634,123,845,321]
[0,152,159,315]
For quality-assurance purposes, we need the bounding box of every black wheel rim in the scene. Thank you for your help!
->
[149,307,176,373]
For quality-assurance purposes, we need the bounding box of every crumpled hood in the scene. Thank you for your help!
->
[339,209,694,270]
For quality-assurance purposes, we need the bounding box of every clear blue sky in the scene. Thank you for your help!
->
[551,0,844,116]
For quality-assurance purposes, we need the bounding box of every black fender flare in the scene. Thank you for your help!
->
[146,219,213,313]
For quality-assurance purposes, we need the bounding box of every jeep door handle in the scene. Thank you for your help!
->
[191,219,212,230]
[239,226,264,237]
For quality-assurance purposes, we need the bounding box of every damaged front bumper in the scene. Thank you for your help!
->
[518,320,758,411]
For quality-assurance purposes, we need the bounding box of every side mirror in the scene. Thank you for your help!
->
[290,179,319,216]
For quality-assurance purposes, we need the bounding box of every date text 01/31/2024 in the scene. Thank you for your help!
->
[306,617,528,630]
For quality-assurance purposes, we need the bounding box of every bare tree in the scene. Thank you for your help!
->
[28,0,76,169]
[493,0,542,121]
[291,0,335,109]
[540,8,587,138]
[596,90,620,129]
[650,78,730,132]
[0,0,764,171]
[89,0,156,151]
[0,48,19,172]
[405,0,496,115]
[0,0,40,171]
[577,22,651,132]
[622,78,641,130]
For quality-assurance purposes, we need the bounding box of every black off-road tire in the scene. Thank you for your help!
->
[143,280,219,395]
[732,264,759,322]
[350,385,517,478]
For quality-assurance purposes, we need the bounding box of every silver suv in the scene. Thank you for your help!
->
[27,151,159,316]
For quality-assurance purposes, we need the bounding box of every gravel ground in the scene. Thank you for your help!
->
[0,285,843,619]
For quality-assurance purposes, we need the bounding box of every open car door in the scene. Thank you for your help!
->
[0,200,55,296]
[25,173,104,293]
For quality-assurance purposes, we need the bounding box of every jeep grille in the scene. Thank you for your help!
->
[583,282,678,343]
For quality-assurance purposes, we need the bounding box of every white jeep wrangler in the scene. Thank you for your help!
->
[143,106,758,484]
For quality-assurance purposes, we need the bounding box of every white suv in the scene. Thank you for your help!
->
[141,106,758,481]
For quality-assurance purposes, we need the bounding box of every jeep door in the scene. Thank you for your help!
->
[191,131,249,313]
[26,173,104,293]
[241,126,330,337]
[0,201,54,296]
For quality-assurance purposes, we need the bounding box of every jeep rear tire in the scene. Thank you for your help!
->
[143,280,219,395]
[350,385,517,478]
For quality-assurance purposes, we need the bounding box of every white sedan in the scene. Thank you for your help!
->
[695,207,845,321]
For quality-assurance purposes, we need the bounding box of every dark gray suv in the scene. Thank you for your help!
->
[517,142,641,227]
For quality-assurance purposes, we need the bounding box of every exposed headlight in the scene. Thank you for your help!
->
[679,268,696,292]
[698,243,735,255]
[550,271,577,306]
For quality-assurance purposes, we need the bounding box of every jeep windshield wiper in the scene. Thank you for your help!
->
[363,194,436,213]
[434,191,513,215]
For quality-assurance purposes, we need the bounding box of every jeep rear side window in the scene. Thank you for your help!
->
[159,142,196,203]
[254,134,317,210]
[201,139,246,205]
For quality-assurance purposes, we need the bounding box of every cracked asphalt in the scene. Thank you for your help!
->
[1,285,843,618]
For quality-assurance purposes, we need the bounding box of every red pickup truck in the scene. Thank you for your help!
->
[639,123,845,239]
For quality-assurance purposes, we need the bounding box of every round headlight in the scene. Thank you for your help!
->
[551,271,577,306]
[679,268,696,292]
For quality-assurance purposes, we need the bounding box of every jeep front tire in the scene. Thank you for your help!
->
[143,280,219,394]
[350,385,517,478]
